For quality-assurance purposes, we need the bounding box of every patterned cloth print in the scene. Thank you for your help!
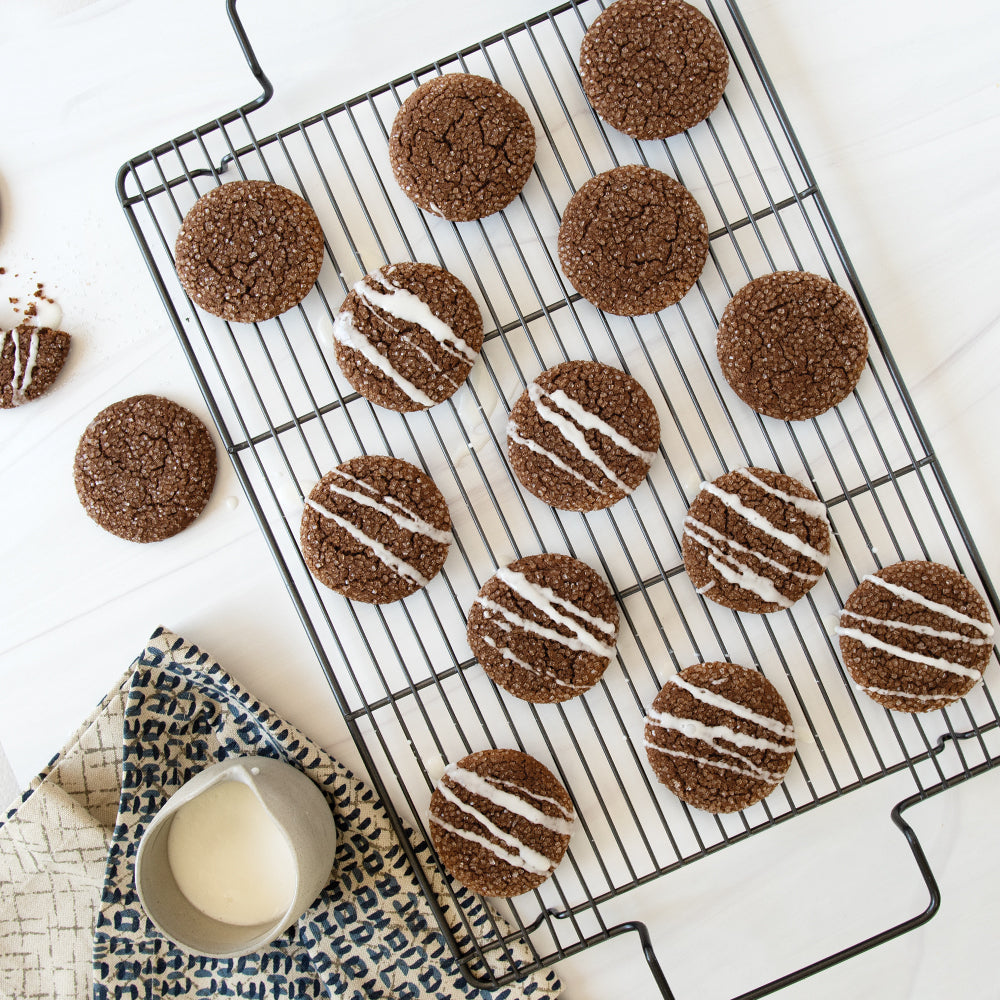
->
[90,627,562,999]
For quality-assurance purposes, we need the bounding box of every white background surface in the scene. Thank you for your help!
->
[2,1,1000,997]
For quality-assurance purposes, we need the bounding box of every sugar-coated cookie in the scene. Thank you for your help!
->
[428,748,575,897]
[389,74,535,221]
[644,661,796,813]
[1,326,70,407]
[332,262,482,411]
[175,180,324,323]
[558,165,708,315]
[300,455,451,603]
[682,466,830,613]
[580,0,729,139]
[73,395,217,543]
[837,560,993,712]
[506,360,660,512]
[468,553,620,703]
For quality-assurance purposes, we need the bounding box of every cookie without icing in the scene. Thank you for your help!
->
[580,0,729,139]
[468,553,620,703]
[300,455,451,603]
[389,73,535,221]
[174,180,325,324]
[506,360,660,512]
[332,262,483,412]
[558,165,708,315]
[644,661,796,813]
[682,466,831,613]
[428,748,575,897]
[837,560,994,713]
[717,271,869,420]
[73,394,217,543]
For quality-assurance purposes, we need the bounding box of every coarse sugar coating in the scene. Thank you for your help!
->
[580,0,729,139]
[299,455,451,604]
[558,165,708,315]
[682,466,831,613]
[838,560,994,713]
[468,553,620,703]
[506,359,661,512]
[332,262,483,412]
[428,748,575,896]
[717,270,868,420]
[1,326,70,407]
[73,394,217,543]
[174,180,325,324]
[644,661,796,813]
[388,73,535,222]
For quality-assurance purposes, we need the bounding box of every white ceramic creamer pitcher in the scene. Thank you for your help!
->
[134,755,337,957]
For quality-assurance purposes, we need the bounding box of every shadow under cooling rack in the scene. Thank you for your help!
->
[118,0,1000,994]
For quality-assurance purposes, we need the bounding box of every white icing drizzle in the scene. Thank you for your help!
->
[506,422,608,497]
[478,633,589,692]
[668,673,796,739]
[840,609,992,646]
[365,269,478,362]
[862,574,994,636]
[835,626,984,680]
[331,310,436,407]
[494,565,617,653]
[474,596,613,659]
[7,329,40,405]
[444,765,575,836]
[859,684,959,704]
[646,708,794,758]
[699,481,830,567]
[325,473,451,545]
[540,386,657,462]
[526,382,632,493]
[735,468,829,522]
[428,813,551,876]
[685,517,821,582]
[304,497,429,587]
[487,775,576,822]
[642,740,784,784]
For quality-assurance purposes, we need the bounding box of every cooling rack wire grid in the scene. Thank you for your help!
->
[117,1,1000,995]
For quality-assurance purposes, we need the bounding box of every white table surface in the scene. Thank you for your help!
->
[2,1,999,997]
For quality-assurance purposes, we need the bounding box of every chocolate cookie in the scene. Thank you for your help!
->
[468,554,620,703]
[300,455,451,603]
[644,661,796,813]
[389,73,536,222]
[717,271,869,420]
[506,360,660,512]
[682,467,830,613]
[558,165,708,315]
[428,748,575,897]
[332,262,483,412]
[580,0,729,139]
[174,180,325,324]
[837,560,994,713]
[1,326,70,407]
[73,395,217,543]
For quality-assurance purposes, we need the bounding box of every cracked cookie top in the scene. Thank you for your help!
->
[580,0,729,140]
[73,394,217,543]
[717,271,869,421]
[174,180,325,324]
[388,73,536,222]
[558,165,708,316]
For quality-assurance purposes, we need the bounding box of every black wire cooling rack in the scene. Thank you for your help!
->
[117,1,1000,996]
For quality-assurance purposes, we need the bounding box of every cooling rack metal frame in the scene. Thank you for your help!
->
[117,1,1000,996]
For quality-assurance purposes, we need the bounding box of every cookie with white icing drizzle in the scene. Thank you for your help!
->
[1,326,70,408]
[506,360,660,512]
[682,466,830,613]
[837,560,994,713]
[300,455,451,603]
[332,262,483,412]
[468,553,620,703]
[428,748,575,897]
[644,661,796,813]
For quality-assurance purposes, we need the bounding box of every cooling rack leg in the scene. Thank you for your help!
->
[603,921,677,999]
